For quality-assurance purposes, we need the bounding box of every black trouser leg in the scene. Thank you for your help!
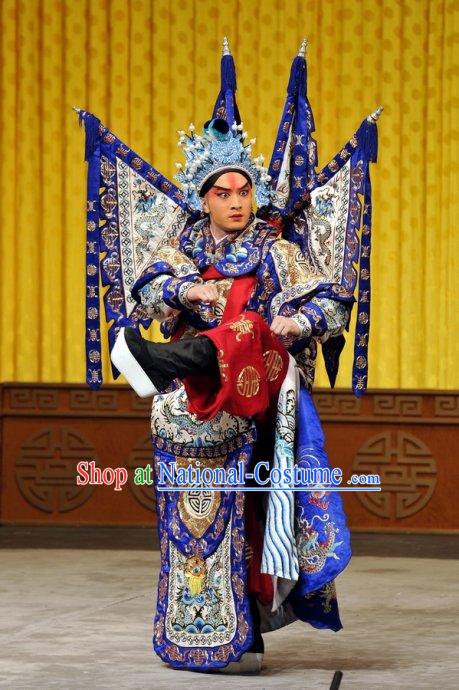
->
[125,329,219,391]
[248,595,264,653]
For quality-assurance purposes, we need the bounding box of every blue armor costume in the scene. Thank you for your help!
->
[76,38,380,672]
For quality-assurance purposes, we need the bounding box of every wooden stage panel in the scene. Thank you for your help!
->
[0,384,458,531]
[0,385,154,526]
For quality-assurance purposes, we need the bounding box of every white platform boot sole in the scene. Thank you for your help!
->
[110,328,159,398]
[218,652,263,674]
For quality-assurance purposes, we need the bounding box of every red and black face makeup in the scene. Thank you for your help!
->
[199,168,253,196]
[208,174,251,198]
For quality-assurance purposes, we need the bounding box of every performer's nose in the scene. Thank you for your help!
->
[230,194,242,209]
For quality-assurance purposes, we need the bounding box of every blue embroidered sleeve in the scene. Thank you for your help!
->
[263,238,353,342]
[131,244,202,313]
[290,298,351,342]
[162,276,201,310]
[137,276,178,321]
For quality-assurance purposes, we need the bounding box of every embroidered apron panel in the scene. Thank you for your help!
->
[152,438,255,670]
[165,518,236,647]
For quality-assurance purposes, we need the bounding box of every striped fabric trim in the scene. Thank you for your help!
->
[261,356,299,586]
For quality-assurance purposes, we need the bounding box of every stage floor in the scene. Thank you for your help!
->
[0,544,458,689]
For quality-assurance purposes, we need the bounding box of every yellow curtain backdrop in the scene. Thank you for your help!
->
[0,0,457,389]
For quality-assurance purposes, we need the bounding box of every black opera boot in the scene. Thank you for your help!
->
[218,595,264,674]
[247,594,265,655]
[111,327,219,398]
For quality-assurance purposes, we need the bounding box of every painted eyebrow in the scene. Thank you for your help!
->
[212,182,251,191]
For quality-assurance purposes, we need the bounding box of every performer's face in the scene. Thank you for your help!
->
[202,172,253,236]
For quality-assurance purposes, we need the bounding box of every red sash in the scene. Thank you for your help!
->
[177,266,288,421]
[171,266,257,341]
[200,265,258,324]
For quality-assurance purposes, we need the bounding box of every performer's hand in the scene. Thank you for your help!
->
[270,316,301,338]
[186,283,219,305]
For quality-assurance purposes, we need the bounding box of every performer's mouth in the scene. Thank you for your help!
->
[229,214,243,220]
